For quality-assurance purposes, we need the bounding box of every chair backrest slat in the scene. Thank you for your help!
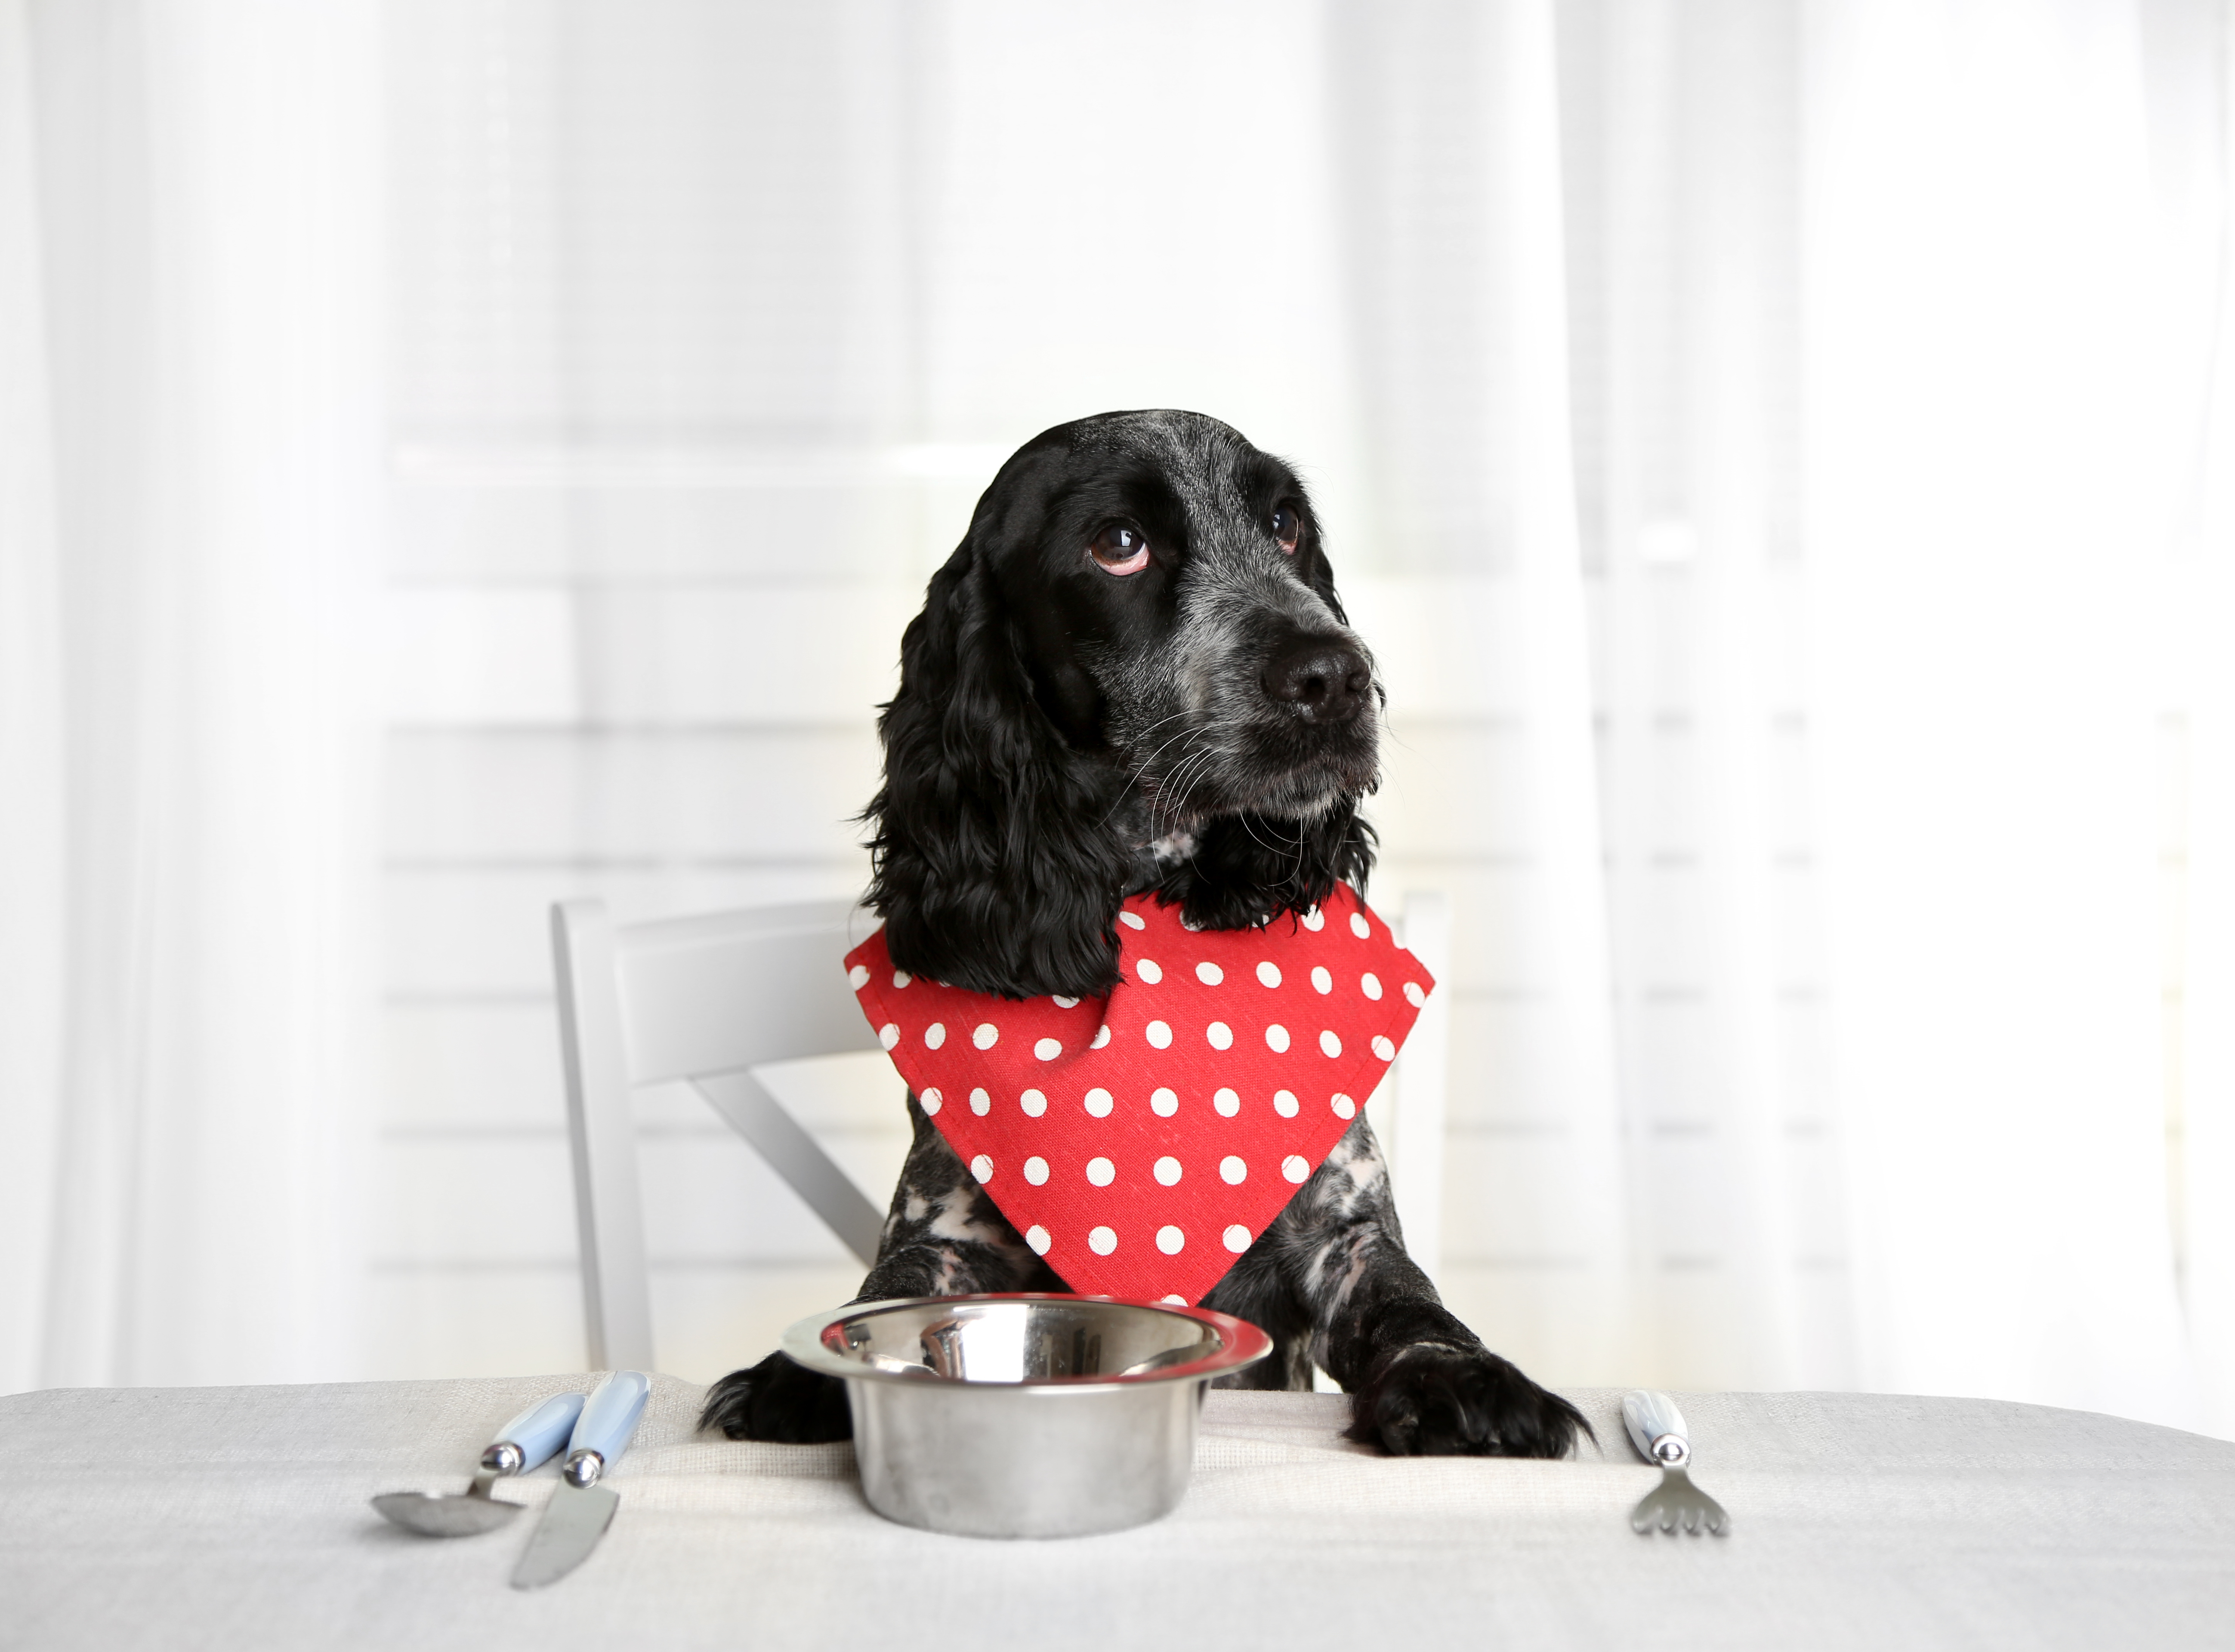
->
[614,899,880,1085]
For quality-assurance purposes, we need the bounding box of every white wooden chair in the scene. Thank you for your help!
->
[551,891,1453,1373]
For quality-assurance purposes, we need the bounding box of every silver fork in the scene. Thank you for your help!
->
[1622,1390,1730,1536]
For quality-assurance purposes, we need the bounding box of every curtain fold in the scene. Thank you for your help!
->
[1802,0,2201,1427]
[0,0,68,1399]
[2170,0,2235,1440]
[1485,0,1637,1387]
[6,0,383,1390]
[1559,0,1821,1391]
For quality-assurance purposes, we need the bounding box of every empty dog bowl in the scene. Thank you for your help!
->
[781,1293,1272,1538]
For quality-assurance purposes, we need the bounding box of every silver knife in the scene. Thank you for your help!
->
[510,1370,652,1588]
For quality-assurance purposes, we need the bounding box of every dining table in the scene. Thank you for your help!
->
[4,1374,2232,1650]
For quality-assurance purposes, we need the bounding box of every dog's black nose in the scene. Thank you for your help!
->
[1261,634,1371,723]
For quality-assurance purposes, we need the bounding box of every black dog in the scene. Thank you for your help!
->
[703,410,1585,1458]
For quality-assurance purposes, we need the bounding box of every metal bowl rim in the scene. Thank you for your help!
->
[780,1292,1274,1390]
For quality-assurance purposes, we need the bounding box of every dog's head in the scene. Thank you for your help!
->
[867,409,1380,999]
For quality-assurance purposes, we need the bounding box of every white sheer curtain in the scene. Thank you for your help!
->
[1803,0,2209,1428]
[1326,0,2226,1430]
[2175,5,2235,1445]
[6,0,2233,1429]
[0,0,382,1390]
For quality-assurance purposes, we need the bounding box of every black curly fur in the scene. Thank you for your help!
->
[703,410,1581,1461]
[1158,808,1378,933]
[862,548,1139,1001]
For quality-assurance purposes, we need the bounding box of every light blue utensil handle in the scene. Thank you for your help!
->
[1622,1390,1691,1466]
[494,1392,587,1471]
[568,1371,652,1470]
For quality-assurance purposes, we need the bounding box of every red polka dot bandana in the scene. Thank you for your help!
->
[844,885,1435,1305]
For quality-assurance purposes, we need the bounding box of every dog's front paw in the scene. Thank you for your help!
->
[1344,1342,1588,1459]
[698,1351,853,1442]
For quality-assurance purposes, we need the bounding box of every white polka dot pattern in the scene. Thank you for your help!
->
[841,881,1433,1304]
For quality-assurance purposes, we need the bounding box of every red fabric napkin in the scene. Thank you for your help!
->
[845,884,1434,1303]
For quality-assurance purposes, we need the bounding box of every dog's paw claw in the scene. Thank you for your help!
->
[699,1351,853,1442]
[1343,1343,1588,1459]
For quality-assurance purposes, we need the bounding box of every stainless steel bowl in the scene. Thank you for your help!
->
[781,1293,1272,1538]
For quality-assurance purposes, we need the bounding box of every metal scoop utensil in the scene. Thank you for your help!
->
[371,1390,587,1537]
[1623,1390,1729,1536]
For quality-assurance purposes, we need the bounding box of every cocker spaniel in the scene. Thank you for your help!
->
[701,409,1585,1459]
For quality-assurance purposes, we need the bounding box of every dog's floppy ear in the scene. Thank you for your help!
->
[1158,801,1377,932]
[864,515,1135,1001]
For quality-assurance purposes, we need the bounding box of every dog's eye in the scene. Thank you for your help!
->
[1272,507,1302,554]
[1089,524,1151,576]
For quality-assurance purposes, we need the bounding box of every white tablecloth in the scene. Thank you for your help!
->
[4,1376,2232,1651]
